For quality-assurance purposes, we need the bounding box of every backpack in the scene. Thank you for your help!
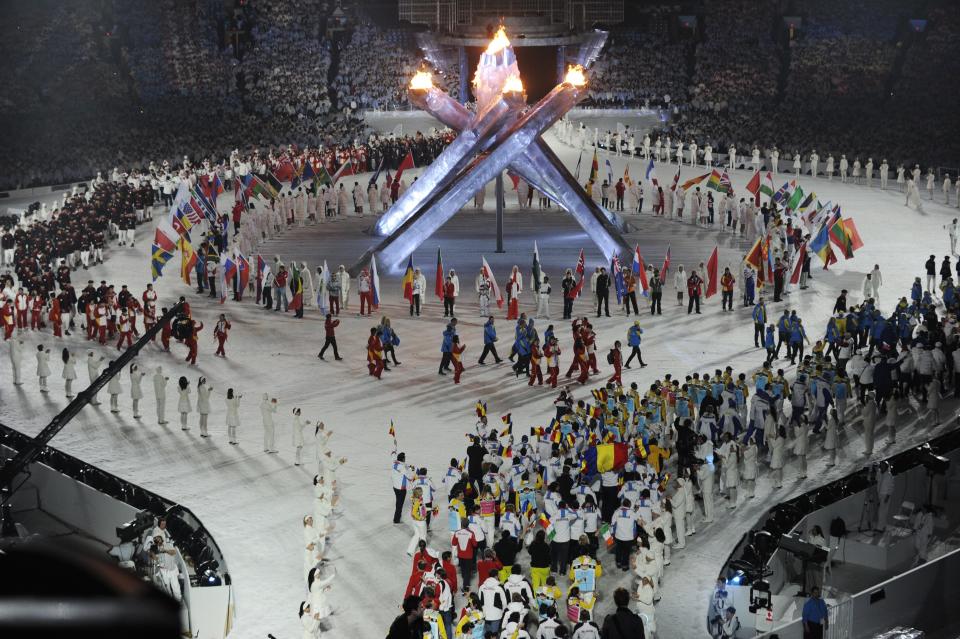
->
[607,350,615,365]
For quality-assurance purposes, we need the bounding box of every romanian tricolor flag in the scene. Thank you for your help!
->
[501,414,513,435]
[591,389,608,403]
[402,256,415,303]
[476,401,487,418]
[589,149,599,182]
[388,420,396,437]
[582,443,630,475]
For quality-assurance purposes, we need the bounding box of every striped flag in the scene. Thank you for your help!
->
[481,256,503,308]
[370,253,381,309]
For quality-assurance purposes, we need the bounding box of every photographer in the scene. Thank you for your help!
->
[149,536,182,603]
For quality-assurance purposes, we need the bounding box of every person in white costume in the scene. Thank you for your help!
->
[177,376,192,431]
[34,344,50,392]
[130,363,145,418]
[225,388,241,444]
[197,377,212,437]
[107,361,122,413]
[261,393,278,453]
[293,407,310,466]
[86,351,105,404]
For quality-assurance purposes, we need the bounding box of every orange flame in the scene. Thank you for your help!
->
[409,71,434,90]
[485,27,511,55]
[564,65,586,87]
[503,75,524,94]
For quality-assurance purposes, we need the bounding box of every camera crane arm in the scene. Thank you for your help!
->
[0,302,185,501]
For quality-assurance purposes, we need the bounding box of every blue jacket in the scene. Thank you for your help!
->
[441,326,455,353]
[777,314,791,333]
[764,327,776,348]
[789,324,806,344]
[627,325,643,347]
[911,281,922,302]
[483,321,497,345]
[752,303,766,324]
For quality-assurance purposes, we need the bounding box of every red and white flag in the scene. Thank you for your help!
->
[571,248,586,297]
[790,241,807,285]
[705,245,719,298]
[481,256,504,308]
[660,245,671,279]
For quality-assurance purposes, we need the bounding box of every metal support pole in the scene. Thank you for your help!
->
[495,173,504,253]
[458,46,469,104]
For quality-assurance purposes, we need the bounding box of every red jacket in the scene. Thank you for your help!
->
[324,317,339,337]
[444,281,455,298]
[687,274,703,297]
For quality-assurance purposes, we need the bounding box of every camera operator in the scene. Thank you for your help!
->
[149,536,183,603]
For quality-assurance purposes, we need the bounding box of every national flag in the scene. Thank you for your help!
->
[829,216,854,258]
[591,389,607,403]
[707,169,722,191]
[217,255,227,304]
[256,254,266,303]
[481,256,503,308]
[395,151,415,183]
[507,170,520,191]
[575,151,583,181]
[331,159,354,185]
[435,248,444,300]
[237,254,251,295]
[719,170,732,194]
[809,222,833,265]
[760,171,775,198]
[790,241,807,285]
[746,171,761,196]
[678,172,708,191]
[475,401,487,418]
[223,256,238,286]
[191,184,219,224]
[150,244,174,281]
[502,446,513,459]
[669,164,681,192]
[744,238,765,285]
[171,207,193,236]
[611,254,625,303]
[531,241,542,293]
[289,267,304,311]
[154,221,179,254]
[388,420,396,438]
[370,253,381,309]
[571,248,586,298]
[402,256,415,303]
[799,191,816,212]
[660,245,671,279]
[605,158,613,185]
[772,180,795,205]
[705,245,719,298]
[786,185,805,211]
[623,164,633,187]
[644,158,658,186]
[501,414,513,435]
[590,149,599,182]
[843,218,864,251]
[632,245,649,296]
[319,260,330,306]
[599,522,614,548]
[179,237,197,285]
[266,172,284,197]
[582,443,630,475]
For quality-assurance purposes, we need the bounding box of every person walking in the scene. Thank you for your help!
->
[687,270,703,314]
[318,314,342,360]
[801,586,829,639]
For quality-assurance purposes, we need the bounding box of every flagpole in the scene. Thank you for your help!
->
[495,173,505,254]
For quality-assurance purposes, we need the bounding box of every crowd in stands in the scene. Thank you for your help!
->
[3,1,960,192]
[585,18,690,109]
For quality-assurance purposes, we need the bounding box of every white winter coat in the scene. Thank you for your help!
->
[196,382,212,415]
[225,395,241,427]
[178,387,192,413]
[62,354,77,381]
[152,369,167,399]
[36,351,51,377]
[741,445,758,481]
[130,368,145,400]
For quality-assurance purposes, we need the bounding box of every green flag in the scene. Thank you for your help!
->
[786,185,805,210]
